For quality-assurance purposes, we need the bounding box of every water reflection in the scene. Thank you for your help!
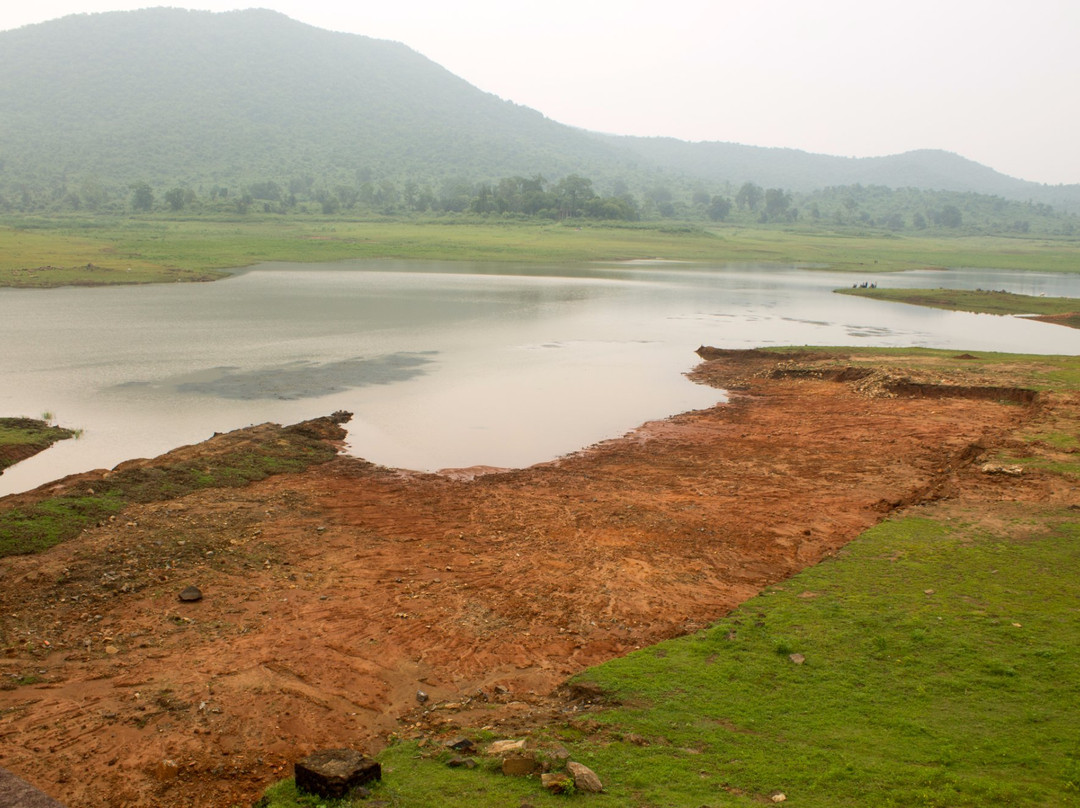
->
[116,352,438,400]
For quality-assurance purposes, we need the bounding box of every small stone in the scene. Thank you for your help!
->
[415,690,429,704]
[501,755,539,776]
[789,653,805,665]
[541,772,574,793]
[154,759,180,782]
[567,761,603,792]
[445,736,476,753]
[446,756,477,769]
[771,792,787,803]
[104,645,119,655]
[486,739,526,756]
[178,586,203,603]
[294,748,381,799]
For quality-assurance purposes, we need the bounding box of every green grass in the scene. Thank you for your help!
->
[746,345,1080,391]
[836,286,1080,318]
[0,417,77,472]
[0,425,338,558]
[266,513,1080,807]
[2,215,1079,287]
[561,515,1080,807]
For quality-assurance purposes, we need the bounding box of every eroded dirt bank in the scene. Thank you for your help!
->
[0,349,1063,808]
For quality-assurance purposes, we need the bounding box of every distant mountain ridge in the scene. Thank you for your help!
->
[1,8,1078,213]
[600,137,1080,212]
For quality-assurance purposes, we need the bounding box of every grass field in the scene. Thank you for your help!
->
[2,215,1079,287]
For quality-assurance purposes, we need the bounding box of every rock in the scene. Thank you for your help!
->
[549,744,571,761]
[177,586,203,603]
[445,736,476,753]
[446,756,477,769]
[486,739,526,756]
[541,772,574,793]
[415,690,429,704]
[788,653,805,665]
[154,759,179,782]
[501,755,539,776]
[771,792,788,802]
[104,645,119,655]
[567,761,603,793]
[294,748,381,799]
[980,462,1023,476]
[0,766,69,807]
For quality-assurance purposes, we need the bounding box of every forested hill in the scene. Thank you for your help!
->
[1,7,1077,216]
[0,8,641,201]
[601,137,1080,214]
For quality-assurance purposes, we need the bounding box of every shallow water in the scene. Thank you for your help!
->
[2,260,1079,495]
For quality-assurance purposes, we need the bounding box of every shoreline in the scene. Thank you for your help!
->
[0,347,1070,807]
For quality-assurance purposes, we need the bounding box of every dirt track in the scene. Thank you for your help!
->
[0,349,1058,807]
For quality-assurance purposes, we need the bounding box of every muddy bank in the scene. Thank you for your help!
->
[0,349,1060,808]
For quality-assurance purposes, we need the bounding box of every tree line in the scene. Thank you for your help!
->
[5,172,1075,238]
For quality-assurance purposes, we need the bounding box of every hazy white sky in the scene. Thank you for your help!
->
[4,0,1078,185]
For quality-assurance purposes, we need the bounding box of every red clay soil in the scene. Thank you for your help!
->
[0,349,1054,808]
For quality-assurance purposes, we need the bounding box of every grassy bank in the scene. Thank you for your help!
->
[0,416,344,558]
[0,417,77,473]
[2,215,1079,287]
[836,286,1080,321]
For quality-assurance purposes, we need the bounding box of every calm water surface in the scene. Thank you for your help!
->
[2,260,1079,495]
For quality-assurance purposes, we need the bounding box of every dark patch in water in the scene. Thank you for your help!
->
[118,352,437,401]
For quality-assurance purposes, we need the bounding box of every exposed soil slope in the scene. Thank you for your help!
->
[0,349,1061,808]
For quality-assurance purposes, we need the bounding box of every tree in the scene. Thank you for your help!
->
[735,182,763,211]
[131,182,153,212]
[554,175,595,219]
[764,188,790,220]
[939,204,963,228]
[707,196,732,222]
[164,187,186,211]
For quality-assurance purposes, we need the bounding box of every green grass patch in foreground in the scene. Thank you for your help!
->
[267,514,1080,807]
[836,286,1080,319]
[0,427,337,558]
[563,516,1080,806]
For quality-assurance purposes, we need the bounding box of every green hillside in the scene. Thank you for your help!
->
[1,8,1079,223]
[0,9,643,206]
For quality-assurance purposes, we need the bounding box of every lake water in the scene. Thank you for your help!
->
[2,260,1079,496]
